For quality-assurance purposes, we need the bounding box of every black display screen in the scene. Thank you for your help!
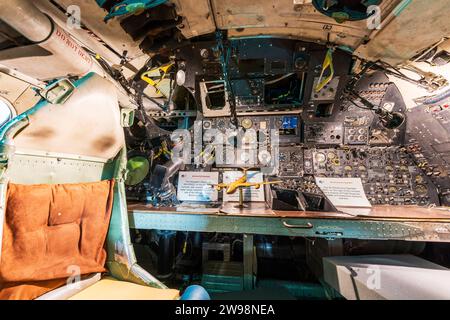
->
[238,59,265,74]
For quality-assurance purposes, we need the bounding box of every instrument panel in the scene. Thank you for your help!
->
[276,146,440,207]
[202,114,302,144]
[126,37,449,209]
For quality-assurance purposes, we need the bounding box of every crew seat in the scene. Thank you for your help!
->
[0,73,209,300]
[0,179,209,300]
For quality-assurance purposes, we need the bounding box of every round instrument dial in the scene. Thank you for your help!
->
[241,118,253,130]
[315,152,326,163]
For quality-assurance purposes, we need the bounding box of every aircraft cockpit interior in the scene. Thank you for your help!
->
[1,0,450,302]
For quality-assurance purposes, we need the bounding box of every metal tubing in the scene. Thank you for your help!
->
[0,0,53,43]
[157,230,176,277]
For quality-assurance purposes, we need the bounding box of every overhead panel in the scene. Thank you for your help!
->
[355,0,450,65]
[171,0,216,38]
[174,0,401,49]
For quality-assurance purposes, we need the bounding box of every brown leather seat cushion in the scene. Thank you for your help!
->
[0,180,115,299]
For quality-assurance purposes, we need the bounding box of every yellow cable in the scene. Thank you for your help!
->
[315,48,335,92]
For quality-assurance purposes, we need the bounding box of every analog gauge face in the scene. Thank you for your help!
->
[388,186,398,194]
[327,152,336,160]
[315,152,326,163]
[294,57,307,70]
[200,48,209,58]
[203,120,212,129]
[241,118,253,130]
[275,119,283,129]
[415,184,428,196]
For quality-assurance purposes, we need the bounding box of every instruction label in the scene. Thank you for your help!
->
[177,171,219,202]
[315,177,372,208]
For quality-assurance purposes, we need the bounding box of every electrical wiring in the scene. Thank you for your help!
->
[215,31,239,127]
[265,73,295,85]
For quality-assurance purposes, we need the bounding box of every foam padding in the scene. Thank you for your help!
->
[69,277,179,300]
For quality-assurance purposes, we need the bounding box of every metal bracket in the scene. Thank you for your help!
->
[403,64,448,92]
[41,78,76,105]
[120,108,135,128]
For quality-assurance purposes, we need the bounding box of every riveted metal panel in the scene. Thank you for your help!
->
[129,211,450,242]
[6,151,115,184]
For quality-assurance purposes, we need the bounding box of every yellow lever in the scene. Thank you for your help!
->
[141,62,175,97]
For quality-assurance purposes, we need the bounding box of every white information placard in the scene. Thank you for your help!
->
[177,171,219,202]
[222,171,265,202]
[315,177,372,209]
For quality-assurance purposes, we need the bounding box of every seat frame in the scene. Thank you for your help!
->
[0,74,167,299]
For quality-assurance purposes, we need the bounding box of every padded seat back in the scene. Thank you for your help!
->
[0,180,114,299]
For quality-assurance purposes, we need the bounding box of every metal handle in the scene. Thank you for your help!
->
[282,221,314,229]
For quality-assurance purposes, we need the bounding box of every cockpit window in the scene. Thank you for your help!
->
[0,98,13,128]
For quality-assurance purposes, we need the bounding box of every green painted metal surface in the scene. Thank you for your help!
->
[129,210,450,242]
[106,147,166,289]
[127,209,450,295]
[257,280,328,300]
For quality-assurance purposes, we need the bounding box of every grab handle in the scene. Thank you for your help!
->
[282,221,314,229]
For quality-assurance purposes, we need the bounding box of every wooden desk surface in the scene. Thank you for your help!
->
[128,202,450,222]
